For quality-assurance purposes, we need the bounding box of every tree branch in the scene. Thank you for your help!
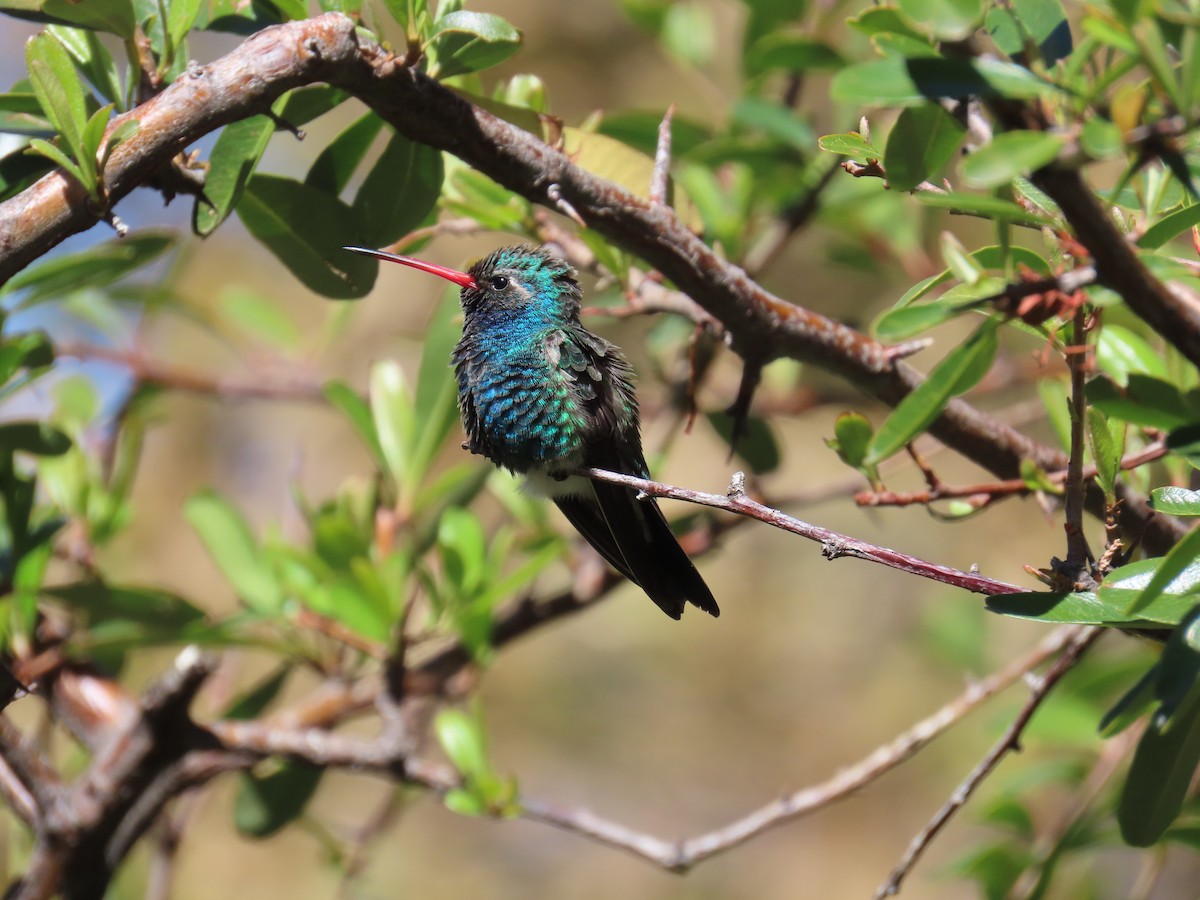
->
[579,467,1024,596]
[875,625,1103,898]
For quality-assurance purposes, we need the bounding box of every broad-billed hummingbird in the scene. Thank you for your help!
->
[345,244,719,620]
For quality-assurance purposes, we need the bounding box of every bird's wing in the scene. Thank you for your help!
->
[550,328,718,619]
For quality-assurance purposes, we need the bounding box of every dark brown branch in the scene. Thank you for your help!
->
[0,715,57,826]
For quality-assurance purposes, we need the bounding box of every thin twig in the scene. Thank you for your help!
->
[875,625,1103,899]
[578,467,1025,596]
[197,624,1083,875]
[857,440,1167,508]
[1063,308,1094,579]
[0,716,59,822]
[57,342,326,402]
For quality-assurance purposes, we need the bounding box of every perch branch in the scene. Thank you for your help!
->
[579,467,1025,596]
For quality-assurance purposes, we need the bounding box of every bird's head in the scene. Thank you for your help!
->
[345,244,581,320]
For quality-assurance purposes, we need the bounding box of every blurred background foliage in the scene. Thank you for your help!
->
[2,0,1200,896]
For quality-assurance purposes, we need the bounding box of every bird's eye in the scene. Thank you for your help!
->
[490,275,509,291]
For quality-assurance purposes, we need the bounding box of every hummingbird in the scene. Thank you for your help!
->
[345,244,719,620]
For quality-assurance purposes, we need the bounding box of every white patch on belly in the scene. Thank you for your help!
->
[523,471,593,500]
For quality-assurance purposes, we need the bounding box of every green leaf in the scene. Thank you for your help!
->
[222,666,290,720]
[1119,606,1200,846]
[897,0,982,40]
[0,332,54,385]
[218,287,300,349]
[1019,458,1061,494]
[305,112,384,195]
[960,131,1065,188]
[915,190,1057,226]
[1100,663,1159,736]
[324,381,386,470]
[47,581,204,628]
[411,289,463,479]
[79,104,112,173]
[1037,377,1070,451]
[1095,324,1168,385]
[1087,406,1124,499]
[660,1,714,67]
[827,411,874,471]
[352,129,444,246]
[744,34,843,77]
[1120,529,1200,617]
[185,491,283,613]
[831,56,1060,107]
[234,762,323,838]
[193,115,273,236]
[2,230,176,306]
[435,707,491,784]
[1137,203,1200,250]
[25,137,89,192]
[1090,557,1200,626]
[1086,375,1193,433]
[984,588,1190,627]
[1152,487,1200,517]
[370,359,415,487]
[884,103,965,191]
[25,32,88,161]
[985,0,1072,66]
[0,421,70,456]
[731,96,813,151]
[2,0,136,38]
[194,85,346,236]
[167,0,203,51]
[874,299,967,341]
[0,148,53,202]
[848,7,929,41]
[1081,117,1124,160]
[595,110,712,157]
[236,175,377,299]
[560,128,700,230]
[46,25,123,108]
[427,11,522,79]
[706,413,781,474]
[940,232,982,285]
[438,507,488,597]
[1167,423,1200,468]
[817,131,880,159]
[866,320,999,464]
[1154,605,1200,722]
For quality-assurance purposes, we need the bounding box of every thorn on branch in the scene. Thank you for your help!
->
[727,471,746,497]
[883,338,934,364]
[546,183,586,227]
[650,104,675,206]
[104,212,128,237]
[142,646,215,722]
